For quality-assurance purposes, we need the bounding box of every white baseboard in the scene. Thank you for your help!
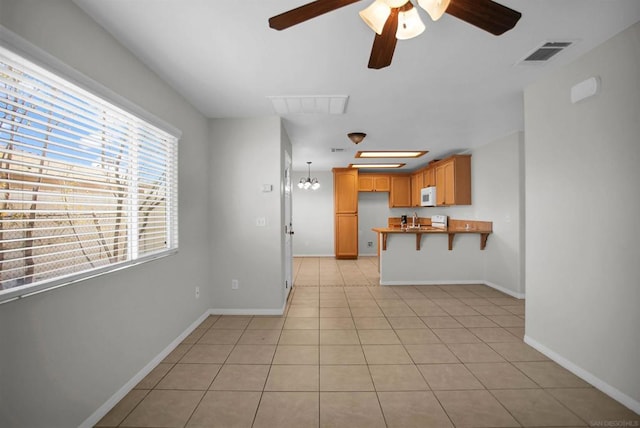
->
[524,335,640,414]
[483,280,525,299]
[380,279,525,299]
[292,254,334,257]
[79,310,211,428]
[211,306,285,316]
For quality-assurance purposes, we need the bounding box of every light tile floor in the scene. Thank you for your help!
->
[96,257,640,427]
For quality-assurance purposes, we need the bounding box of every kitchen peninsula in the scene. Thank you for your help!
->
[373,217,494,286]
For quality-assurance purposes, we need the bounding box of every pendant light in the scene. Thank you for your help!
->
[298,161,320,190]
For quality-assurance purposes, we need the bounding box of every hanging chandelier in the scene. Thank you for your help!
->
[298,161,320,190]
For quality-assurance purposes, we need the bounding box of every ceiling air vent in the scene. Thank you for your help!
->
[517,41,574,65]
[331,148,346,153]
[267,95,349,115]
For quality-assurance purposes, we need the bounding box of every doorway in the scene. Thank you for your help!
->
[284,150,293,300]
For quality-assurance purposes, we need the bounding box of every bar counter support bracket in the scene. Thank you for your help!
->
[480,233,490,250]
[447,232,490,250]
[448,233,455,251]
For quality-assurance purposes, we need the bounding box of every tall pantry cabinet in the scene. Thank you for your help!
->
[333,168,358,259]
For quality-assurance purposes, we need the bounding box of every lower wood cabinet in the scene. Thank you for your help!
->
[335,214,358,259]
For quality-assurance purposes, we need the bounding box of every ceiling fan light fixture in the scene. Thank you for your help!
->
[396,4,425,40]
[348,132,367,144]
[382,0,410,8]
[417,0,451,21]
[359,0,391,35]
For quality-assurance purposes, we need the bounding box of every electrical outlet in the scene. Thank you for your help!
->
[256,217,266,227]
[195,286,200,299]
[232,279,239,290]
[367,241,373,247]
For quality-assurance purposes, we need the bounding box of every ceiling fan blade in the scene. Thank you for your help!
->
[269,0,362,30]
[445,0,521,35]
[368,8,399,69]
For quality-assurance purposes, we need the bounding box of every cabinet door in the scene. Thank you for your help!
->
[373,175,390,192]
[358,175,374,192]
[452,156,472,205]
[411,173,422,207]
[358,174,389,192]
[435,160,455,205]
[334,169,358,213]
[389,175,411,207]
[424,167,436,187]
[434,156,471,206]
[442,161,455,205]
[335,214,358,259]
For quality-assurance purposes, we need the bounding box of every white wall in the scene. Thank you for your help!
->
[0,1,211,427]
[209,117,289,313]
[358,193,390,255]
[292,171,334,256]
[524,22,640,412]
[472,133,525,295]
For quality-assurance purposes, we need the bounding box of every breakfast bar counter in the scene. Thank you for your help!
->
[372,218,494,286]
[372,219,493,251]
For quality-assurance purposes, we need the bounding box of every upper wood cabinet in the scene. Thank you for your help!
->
[410,171,424,207]
[389,175,412,207]
[434,155,471,206]
[333,168,358,213]
[358,174,390,192]
[424,166,436,187]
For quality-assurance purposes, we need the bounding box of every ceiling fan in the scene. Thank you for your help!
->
[268,0,522,69]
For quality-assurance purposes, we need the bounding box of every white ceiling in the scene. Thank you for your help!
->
[72,0,640,171]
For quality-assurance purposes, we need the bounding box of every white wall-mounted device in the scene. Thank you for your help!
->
[571,76,600,104]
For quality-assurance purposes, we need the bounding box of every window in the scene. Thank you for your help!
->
[0,46,178,303]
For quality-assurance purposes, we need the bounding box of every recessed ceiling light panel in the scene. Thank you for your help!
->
[349,163,406,168]
[355,150,427,158]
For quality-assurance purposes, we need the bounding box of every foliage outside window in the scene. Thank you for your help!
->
[0,46,178,302]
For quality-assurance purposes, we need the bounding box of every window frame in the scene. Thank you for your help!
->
[0,27,181,305]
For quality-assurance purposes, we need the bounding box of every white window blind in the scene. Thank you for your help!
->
[0,46,178,302]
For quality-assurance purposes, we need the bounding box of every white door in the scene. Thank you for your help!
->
[284,151,293,300]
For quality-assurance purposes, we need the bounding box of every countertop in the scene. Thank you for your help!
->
[373,219,493,251]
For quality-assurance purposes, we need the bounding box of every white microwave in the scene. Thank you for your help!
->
[420,187,436,207]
